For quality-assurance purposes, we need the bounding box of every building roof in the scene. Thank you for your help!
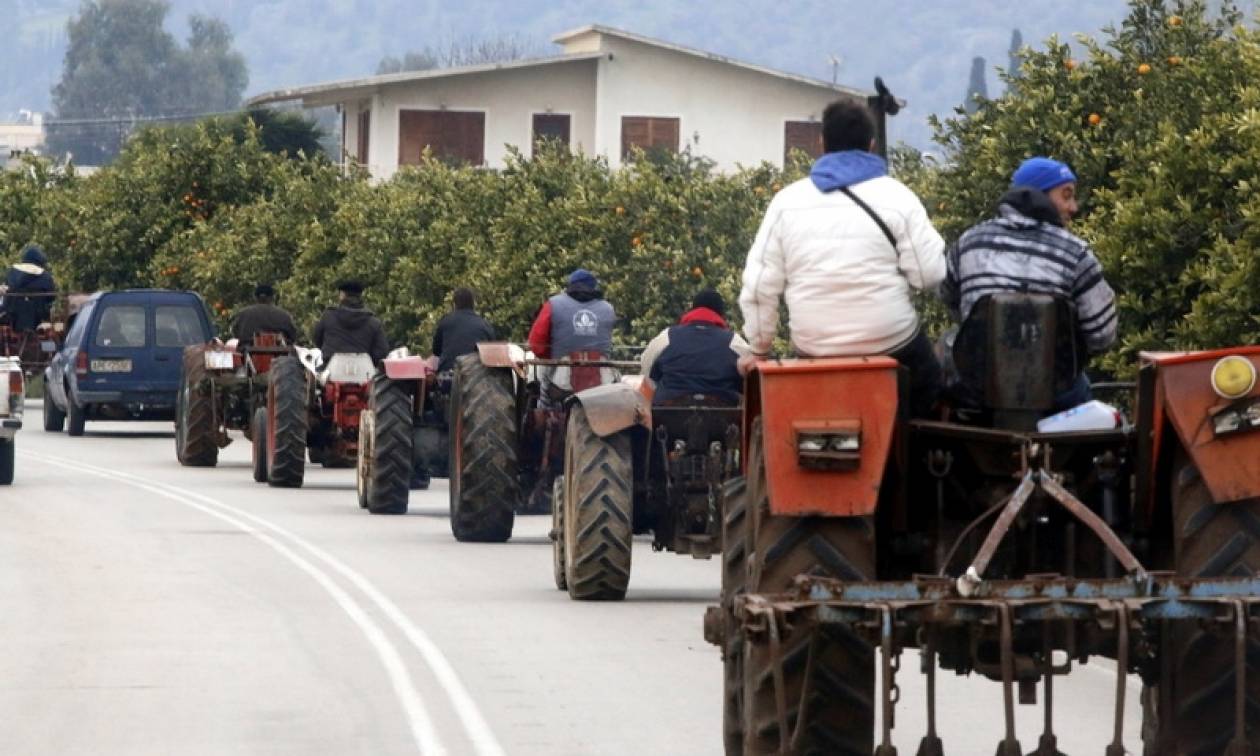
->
[246,51,607,108]
[552,24,874,99]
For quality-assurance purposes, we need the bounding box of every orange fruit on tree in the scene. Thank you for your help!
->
[631,236,642,248]
[1064,59,1077,71]
[1167,55,1182,66]
[691,266,703,278]
[614,206,625,216]
[1088,113,1102,126]
[1169,15,1183,26]
[1137,63,1152,75]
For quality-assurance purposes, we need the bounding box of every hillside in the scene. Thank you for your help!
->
[4,0,1246,150]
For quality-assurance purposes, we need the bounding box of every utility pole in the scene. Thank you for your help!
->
[828,54,843,85]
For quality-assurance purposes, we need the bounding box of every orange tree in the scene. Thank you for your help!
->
[904,0,1257,375]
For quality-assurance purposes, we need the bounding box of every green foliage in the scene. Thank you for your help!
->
[3,124,805,352]
[904,0,1256,375]
[46,0,248,164]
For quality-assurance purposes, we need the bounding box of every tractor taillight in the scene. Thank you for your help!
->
[8,370,22,396]
[75,351,89,376]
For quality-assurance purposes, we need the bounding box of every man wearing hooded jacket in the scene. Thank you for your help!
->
[739,100,947,416]
[941,157,1116,409]
[0,245,56,331]
[312,280,390,365]
[640,289,749,406]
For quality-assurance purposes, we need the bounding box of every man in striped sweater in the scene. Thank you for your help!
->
[941,157,1117,408]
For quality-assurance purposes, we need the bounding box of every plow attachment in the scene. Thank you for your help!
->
[733,573,1260,756]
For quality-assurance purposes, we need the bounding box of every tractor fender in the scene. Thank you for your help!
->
[476,342,526,369]
[569,381,651,437]
[382,355,433,382]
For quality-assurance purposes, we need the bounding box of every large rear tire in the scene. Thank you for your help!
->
[1142,452,1260,755]
[359,374,412,515]
[719,422,757,755]
[448,354,517,542]
[251,407,268,483]
[563,405,633,601]
[267,356,308,488]
[43,394,65,432]
[0,438,13,485]
[740,419,877,756]
[175,346,219,467]
[552,474,568,590]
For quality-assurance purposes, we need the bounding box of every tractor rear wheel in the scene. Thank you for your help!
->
[0,438,13,485]
[175,346,218,467]
[359,374,412,515]
[1142,451,1260,755]
[740,419,877,756]
[43,393,65,432]
[719,424,756,755]
[562,405,633,601]
[267,356,308,488]
[551,475,567,590]
[448,354,517,542]
[251,407,268,483]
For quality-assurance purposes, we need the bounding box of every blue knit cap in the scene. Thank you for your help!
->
[568,268,597,288]
[1011,157,1077,193]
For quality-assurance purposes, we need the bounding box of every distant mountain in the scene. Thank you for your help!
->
[4,1,1249,150]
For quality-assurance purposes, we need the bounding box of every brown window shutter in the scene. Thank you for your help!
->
[398,110,486,166]
[784,121,824,164]
[622,116,680,159]
[357,110,370,164]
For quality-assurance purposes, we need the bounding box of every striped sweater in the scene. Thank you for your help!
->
[941,190,1117,355]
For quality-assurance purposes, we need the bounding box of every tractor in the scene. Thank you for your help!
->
[174,332,290,469]
[0,355,23,485]
[0,291,80,379]
[551,378,741,600]
[252,347,375,488]
[707,293,1260,755]
[446,343,637,542]
[356,349,449,515]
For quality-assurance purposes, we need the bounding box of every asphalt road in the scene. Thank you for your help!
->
[1,405,1142,754]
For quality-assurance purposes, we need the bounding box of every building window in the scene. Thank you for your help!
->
[398,109,486,166]
[784,120,824,163]
[621,116,679,159]
[532,113,571,153]
[357,109,370,164]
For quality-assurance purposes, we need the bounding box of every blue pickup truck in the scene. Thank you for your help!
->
[44,290,214,436]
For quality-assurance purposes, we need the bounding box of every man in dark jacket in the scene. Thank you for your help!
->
[641,289,750,405]
[312,280,390,365]
[0,245,56,331]
[941,157,1117,409]
[432,287,495,373]
[230,284,298,346]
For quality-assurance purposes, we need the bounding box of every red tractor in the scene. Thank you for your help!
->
[709,293,1260,755]
[252,347,375,488]
[175,332,290,468]
[356,351,447,514]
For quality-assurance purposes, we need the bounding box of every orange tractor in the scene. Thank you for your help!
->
[708,294,1260,755]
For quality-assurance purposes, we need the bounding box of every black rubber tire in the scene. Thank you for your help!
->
[720,434,755,754]
[251,407,268,483]
[360,374,412,515]
[42,394,65,432]
[67,391,86,437]
[266,356,308,488]
[552,474,567,590]
[448,353,518,542]
[175,346,219,467]
[308,445,326,465]
[563,405,633,601]
[741,419,877,756]
[0,438,13,485]
[1142,451,1260,755]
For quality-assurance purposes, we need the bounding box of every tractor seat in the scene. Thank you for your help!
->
[950,293,1082,432]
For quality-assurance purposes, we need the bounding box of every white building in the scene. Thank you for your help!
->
[247,25,886,179]
[0,111,45,167]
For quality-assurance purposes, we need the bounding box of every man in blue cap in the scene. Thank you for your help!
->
[527,268,617,398]
[941,156,1117,407]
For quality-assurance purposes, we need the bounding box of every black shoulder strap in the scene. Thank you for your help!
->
[839,186,898,251]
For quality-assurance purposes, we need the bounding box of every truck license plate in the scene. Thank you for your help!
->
[90,359,132,373]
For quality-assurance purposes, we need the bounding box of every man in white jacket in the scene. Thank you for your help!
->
[739,100,947,416]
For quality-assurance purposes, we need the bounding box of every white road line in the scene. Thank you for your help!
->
[25,451,508,756]
[24,452,447,756]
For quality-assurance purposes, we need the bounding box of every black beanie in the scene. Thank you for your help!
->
[691,288,725,317]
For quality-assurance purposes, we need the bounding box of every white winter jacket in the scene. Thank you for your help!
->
[739,175,946,356]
